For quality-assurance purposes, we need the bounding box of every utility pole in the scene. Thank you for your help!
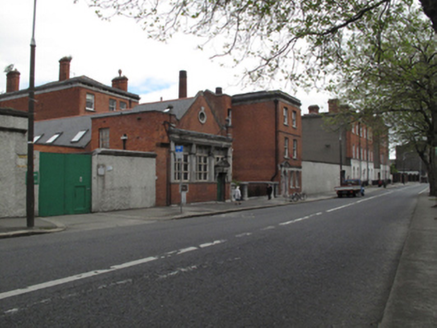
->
[26,0,37,228]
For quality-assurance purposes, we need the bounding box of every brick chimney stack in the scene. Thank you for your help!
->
[179,70,187,98]
[308,105,320,114]
[6,69,20,92]
[112,69,128,91]
[328,98,339,113]
[59,56,72,81]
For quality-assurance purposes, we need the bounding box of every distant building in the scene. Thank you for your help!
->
[395,144,427,182]
[302,99,390,195]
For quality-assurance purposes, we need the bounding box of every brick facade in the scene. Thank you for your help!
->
[232,91,303,196]
[0,58,140,121]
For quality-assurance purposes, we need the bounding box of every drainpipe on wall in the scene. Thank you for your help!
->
[271,99,279,191]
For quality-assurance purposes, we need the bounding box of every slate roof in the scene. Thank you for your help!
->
[0,75,140,101]
[91,95,198,120]
[34,115,91,149]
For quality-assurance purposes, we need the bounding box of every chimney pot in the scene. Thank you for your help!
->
[308,105,319,114]
[328,98,339,113]
[215,87,223,95]
[6,69,20,92]
[179,70,187,98]
[59,56,72,81]
[112,74,128,92]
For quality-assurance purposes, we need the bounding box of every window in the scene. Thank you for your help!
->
[292,111,297,128]
[296,171,300,187]
[120,101,127,110]
[109,99,116,111]
[290,171,295,188]
[86,93,95,111]
[71,130,87,143]
[293,139,297,159]
[33,135,43,143]
[174,153,189,181]
[283,107,288,125]
[99,128,110,148]
[198,107,207,124]
[196,154,208,181]
[284,137,289,158]
[46,133,61,144]
[227,108,232,126]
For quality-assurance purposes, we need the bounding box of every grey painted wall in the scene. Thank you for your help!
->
[302,161,344,195]
[302,114,347,165]
[0,110,28,218]
[92,149,156,212]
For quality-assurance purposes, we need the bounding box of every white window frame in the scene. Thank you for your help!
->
[109,99,116,111]
[33,134,43,143]
[71,130,88,143]
[293,139,297,159]
[46,133,61,144]
[196,153,208,181]
[174,153,189,182]
[292,110,297,128]
[120,101,127,110]
[99,128,110,148]
[283,107,288,125]
[86,93,95,111]
[284,137,289,158]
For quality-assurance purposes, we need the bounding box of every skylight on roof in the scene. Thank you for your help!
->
[33,135,43,143]
[46,133,61,144]
[71,130,87,143]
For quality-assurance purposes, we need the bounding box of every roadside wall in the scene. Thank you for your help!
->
[92,149,157,212]
[0,109,28,218]
[302,161,347,195]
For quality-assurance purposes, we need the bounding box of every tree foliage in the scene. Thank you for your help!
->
[79,0,437,193]
[78,0,433,88]
[327,6,437,194]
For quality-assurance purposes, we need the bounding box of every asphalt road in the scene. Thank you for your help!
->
[0,184,422,327]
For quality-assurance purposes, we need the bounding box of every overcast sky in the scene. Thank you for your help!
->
[0,0,331,113]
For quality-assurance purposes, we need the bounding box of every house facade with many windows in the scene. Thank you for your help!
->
[0,57,140,121]
[231,91,303,198]
[301,100,390,195]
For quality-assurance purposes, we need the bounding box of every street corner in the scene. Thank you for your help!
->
[0,218,66,239]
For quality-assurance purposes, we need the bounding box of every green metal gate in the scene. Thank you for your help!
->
[39,153,91,217]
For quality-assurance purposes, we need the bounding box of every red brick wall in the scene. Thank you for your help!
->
[232,101,276,182]
[0,87,139,121]
[177,96,224,135]
[232,97,302,194]
[35,144,90,154]
[91,96,231,206]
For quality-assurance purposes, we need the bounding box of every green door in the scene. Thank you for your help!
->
[39,153,91,216]
[217,173,226,202]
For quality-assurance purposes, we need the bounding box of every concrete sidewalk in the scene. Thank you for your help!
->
[379,191,437,327]
[0,192,332,237]
[1,184,435,326]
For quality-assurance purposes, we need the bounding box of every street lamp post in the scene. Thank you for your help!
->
[339,128,343,185]
[26,0,37,228]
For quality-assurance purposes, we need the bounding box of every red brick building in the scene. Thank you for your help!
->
[2,58,304,207]
[90,87,233,206]
[231,91,303,197]
[0,57,140,121]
